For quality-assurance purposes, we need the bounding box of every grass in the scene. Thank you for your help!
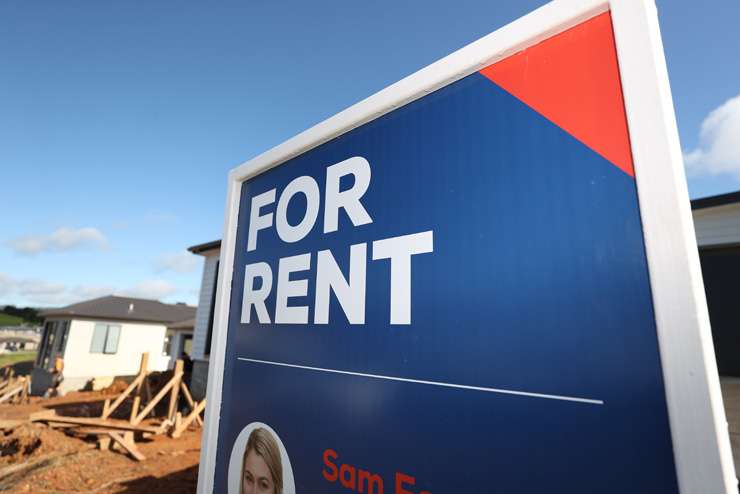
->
[0,351,36,368]
[0,313,24,326]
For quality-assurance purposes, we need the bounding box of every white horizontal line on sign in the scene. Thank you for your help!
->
[236,357,604,405]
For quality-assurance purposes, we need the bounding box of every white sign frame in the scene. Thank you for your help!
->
[197,1,736,492]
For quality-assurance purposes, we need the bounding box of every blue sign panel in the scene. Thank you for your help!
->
[213,68,677,492]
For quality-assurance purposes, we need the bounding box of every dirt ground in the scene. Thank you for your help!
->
[4,372,740,493]
[0,388,201,493]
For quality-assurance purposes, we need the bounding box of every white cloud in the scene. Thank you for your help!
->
[684,94,740,178]
[111,221,129,230]
[0,275,112,306]
[154,252,198,274]
[6,227,108,256]
[144,211,179,224]
[0,273,184,307]
[0,273,11,296]
[71,285,115,301]
[16,279,66,297]
[119,279,178,300]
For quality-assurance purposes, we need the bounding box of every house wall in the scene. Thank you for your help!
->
[192,251,219,360]
[692,203,740,377]
[693,203,740,247]
[60,318,170,391]
[191,359,210,401]
[698,246,740,376]
[190,249,219,400]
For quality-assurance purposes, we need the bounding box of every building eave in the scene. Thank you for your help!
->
[691,191,740,211]
[187,240,221,255]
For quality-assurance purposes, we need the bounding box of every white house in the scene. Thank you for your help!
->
[0,327,40,353]
[34,295,195,394]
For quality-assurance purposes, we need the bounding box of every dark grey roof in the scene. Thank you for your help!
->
[691,191,740,210]
[187,240,221,254]
[168,318,195,330]
[40,295,196,324]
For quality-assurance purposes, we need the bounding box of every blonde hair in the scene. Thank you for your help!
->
[241,427,283,494]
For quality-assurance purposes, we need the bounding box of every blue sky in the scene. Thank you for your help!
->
[1,0,738,308]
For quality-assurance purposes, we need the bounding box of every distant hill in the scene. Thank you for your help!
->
[0,313,24,326]
[0,305,43,326]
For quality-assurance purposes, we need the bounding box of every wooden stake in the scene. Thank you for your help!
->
[132,371,182,425]
[172,399,206,438]
[19,378,29,403]
[179,382,203,426]
[129,395,141,423]
[32,415,160,433]
[108,431,145,461]
[98,435,111,451]
[179,381,195,408]
[128,353,148,423]
[138,353,149,376]
[166,360,183,422]
[101,374,143,419]
[0,383,24,404]
[102,353,149,420]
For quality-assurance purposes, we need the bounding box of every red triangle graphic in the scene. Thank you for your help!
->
[480,12,634,177]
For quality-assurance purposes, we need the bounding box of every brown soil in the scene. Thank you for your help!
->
[101,379,131,396]
[0,390,200,493]
[0,423,78,466]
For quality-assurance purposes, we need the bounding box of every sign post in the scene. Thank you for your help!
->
[198,0,736,492]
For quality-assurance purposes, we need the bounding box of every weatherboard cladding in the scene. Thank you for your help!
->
[693,203,740,248]
[40,295,196,324]
[192,252,219,360]
[686,191,740,248]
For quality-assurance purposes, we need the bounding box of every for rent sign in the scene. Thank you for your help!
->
[199,1,736,493]
[241,156,433,327]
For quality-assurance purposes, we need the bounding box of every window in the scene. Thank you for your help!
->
[183,334,193,355]
[42,324,56,368]
[90,324,106,353]
[36,321,53,366]
[162,330,174,356]
[57,321,70,353]
[90,323,121,354]
[104,325,120,353]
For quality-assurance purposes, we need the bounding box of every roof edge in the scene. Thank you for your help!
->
[39,295,196,324]
[41,313,188,324]
[691,191,740,211]
[187,240,221,254]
